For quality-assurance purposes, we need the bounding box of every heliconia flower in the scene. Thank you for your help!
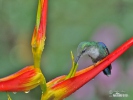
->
[31,0,48,68]
[0,37,132,100]
[0,0,133,100]
[0,66,46,92]
[41,37,133,100]
[0,0,48,95]
[31,0,48,93]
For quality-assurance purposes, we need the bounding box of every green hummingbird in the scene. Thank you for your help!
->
[75,41,112,76]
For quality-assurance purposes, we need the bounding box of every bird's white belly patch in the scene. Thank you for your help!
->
[88,47,99,59]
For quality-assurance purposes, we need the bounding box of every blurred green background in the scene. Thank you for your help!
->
[0,0,133,100]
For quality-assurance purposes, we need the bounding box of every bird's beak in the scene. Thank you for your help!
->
[75,54,81,64]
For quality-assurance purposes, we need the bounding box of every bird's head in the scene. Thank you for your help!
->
[75,42,96,63]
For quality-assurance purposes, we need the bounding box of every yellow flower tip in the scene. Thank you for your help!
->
[65,51,78,79]
[70,51,74,62]
[7,93,12,100]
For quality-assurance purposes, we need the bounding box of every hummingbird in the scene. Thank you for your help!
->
[75,41,112,76]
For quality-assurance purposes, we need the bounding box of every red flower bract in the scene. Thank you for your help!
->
[0,66,44,92]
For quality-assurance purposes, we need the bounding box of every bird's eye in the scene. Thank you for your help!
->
[81,49,86,54]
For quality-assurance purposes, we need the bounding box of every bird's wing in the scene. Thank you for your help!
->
[105,47,110,55]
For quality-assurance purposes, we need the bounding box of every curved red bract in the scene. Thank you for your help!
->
[0,66,42,92]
